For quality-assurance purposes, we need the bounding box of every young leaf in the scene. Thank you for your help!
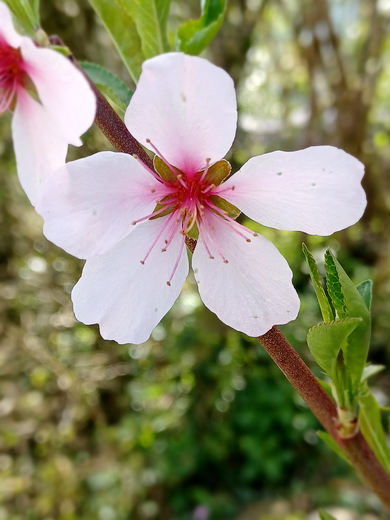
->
[307,319,361,381]
[356,279,373,310]
[326,251,371,397]
[88,0,144,83]
[80,62,133,112]
[359,391,390,474]
[319,511,338,520]
[324,250,347,318]
[361,364,385,382]
[317,431,351,465]
[176,0,226,56]
[116,0,171,58]
[317,378,334,400]
[302,244,334,322]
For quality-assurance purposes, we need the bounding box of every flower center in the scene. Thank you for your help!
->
[0,38,24,113]
[132,141,257,286]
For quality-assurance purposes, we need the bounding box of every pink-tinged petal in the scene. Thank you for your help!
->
[125,53,237,175]
[20,38,96,146]
[36,152,163,259]
[12,90,66,205]
[72,217,189,345]
[218,146,366,235]
[193,212,300,336]
[0,2,23,47]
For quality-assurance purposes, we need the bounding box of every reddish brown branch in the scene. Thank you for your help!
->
[258,327,390,511]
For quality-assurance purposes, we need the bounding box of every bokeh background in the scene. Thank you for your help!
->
[1,0,390,518]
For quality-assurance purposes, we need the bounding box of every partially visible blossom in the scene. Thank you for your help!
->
[0,2,96,205]
[37,53,366,344]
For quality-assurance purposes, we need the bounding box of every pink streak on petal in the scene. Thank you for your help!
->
[193,211,300,336]
[72,216,189,345]
[125,52,237,175]
[219,146,366,235]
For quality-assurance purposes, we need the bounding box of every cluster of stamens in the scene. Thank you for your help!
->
[0,38,24,113]
[133,139,258,286]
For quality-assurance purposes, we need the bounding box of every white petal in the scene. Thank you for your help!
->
[12,91,66,205]
[36,152,162,259]
[21,38,96,146]
[72,216,189,345]
[0,2,23,47]
[193,212,300,336]
[125,52,237,175]
[219,146,366,235]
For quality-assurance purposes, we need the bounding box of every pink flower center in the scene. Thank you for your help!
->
[133,141,258,286]
[0,38,25,113]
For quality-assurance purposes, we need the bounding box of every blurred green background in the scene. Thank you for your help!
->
[0,0,390,519]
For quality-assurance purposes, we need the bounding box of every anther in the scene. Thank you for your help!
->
[167,281,171,286]
[246,239,251,242]
[140,260,145,265]
[151,189,156,193]
[231,186,235,190]
[223,259,229,264]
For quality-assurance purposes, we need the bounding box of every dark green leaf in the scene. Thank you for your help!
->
[176,0,226,56]
[325,251,371,397]
[302,244,334,322]
[356,279,373,310]
[324,250,347,318]
[88,0,144,83]
[80,61,132,112]
[359,391,390,473]
[317,432,351,465]
[115,0,171,58]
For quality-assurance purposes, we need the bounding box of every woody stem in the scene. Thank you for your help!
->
[258,326,390,511]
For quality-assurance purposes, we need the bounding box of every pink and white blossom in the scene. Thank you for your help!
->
[0,2,96,205]
[37,52,366,344]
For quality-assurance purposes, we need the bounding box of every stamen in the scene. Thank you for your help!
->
[185,206,198,234]
[198,224,214,259]
[132,154,167,185]
[199,158,211,183]
[201,183,215,194]
[146,138,180,178]
[203,225,228,263]
[167,233,186,286]
[206,201,258,239]
[132,203,174,225]
[140,211,176,265]
[161,210,182,252]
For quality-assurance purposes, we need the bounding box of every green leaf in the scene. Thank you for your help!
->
[356,279,373,310]
[29,0,40,23]
[361,364,385,382]
[324,250,347,318]
[359,391,390,473]
[317,431,351,465]
[3,0,37,35]
[325,251,371,396]
[317,379,334,400]
[176,0,226,56]
[302,244,334,322]
[88,0,144,83]
[115,0,171,58]
[319,511,338,520]
[80,61,132,112]
[307,319,361,381]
